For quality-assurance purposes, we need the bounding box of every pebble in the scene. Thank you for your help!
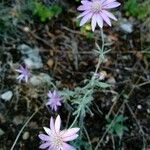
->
[137,105,142,110]
[147,109,150,114]
[23,26,30,32]
[24,58,42,69]
[47,59,54,68]
[18,44,43,69]
[107,77,116,85]
[29,73,52,86]
[120,19,133,33]
[22,132,30,140]
[13,115,24,125]
[1,91,13,101]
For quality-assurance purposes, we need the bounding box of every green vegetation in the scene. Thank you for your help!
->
[32,1,62,22]
[106,115,128,138]
[124,0,150,19]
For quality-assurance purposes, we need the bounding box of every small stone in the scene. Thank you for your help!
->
[13,115,24,125]
[120,19,133,33]
[0,113,6,123]
[47,59,54,68]
[105,135,109,143]
[22,132,30,140]
[29,122,38,129]
[107,77,116,85]
[147,109,150,114]
[29,73,51,86]
[1,91,13,101]
[29,75,41,86]
[17,44,43,69]
[137,105,142,110]
[24,58,43,69]
[23,26,30,32]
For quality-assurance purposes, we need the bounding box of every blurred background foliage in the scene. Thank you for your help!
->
[0,0,150,30]
[0,0,150,53]
[124,0,150,19]
[31,1,62,22]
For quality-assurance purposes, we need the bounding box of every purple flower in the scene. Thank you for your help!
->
[46,90,61,111]
[38,115,80,150]
[15,65,30,83]
[77,0,121,31]
[94,71,106,80]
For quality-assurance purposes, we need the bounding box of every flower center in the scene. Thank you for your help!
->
[91,1,102,12]
[53,134,62,149]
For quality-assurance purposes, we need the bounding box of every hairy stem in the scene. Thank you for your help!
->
[91,28,105,85]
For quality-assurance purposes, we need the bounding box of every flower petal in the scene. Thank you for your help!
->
[79,13,93,26]
[62,142,76,150]
[63,134,78,142]
[103,2,121,9]
[25,75,28,82]
[77,4,91,11]
[101,0,107,4]
[47,145,55,150]
[47,91,52,97]
[43,127,51,136]
[46,101,52,106]
[102,0,116,5]
[38,134,50,141]
[54,105,57,111]
[91,14,97,31]
[53,90,57,96]
[62,128,80,138]
[17,75,24,80]
[96,14,103,28]
[39,142,50,149]
[57,101,61,106]
[15,69,23,73]
[102,10,117,20]
[101,12,112,26]
[81,0,91,5]
[77,10,91,19]
[50,117,55,131]
[55,115,61,133]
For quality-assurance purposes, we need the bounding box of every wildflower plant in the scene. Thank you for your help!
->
[46,90,62,111]
[60,77,110,130]
[37,0,121,149]
[7,0,125,150]
[38,115,80,150]
[106,115,128,138]
[77,0,121,31]
[15,65,30,83]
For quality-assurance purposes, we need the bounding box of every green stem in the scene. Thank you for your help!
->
[91,28,105,85]
[70,28,105,130]
[69,113,80,129]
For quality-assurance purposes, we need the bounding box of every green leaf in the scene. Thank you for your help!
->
[95,81,111,88]
[115,115,128,123]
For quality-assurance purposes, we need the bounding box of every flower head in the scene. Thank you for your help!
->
[94,71,107,80]
[15,65,30,83]
[46,90,61,111]
[77,0,121,31]
[38,115,80,150]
